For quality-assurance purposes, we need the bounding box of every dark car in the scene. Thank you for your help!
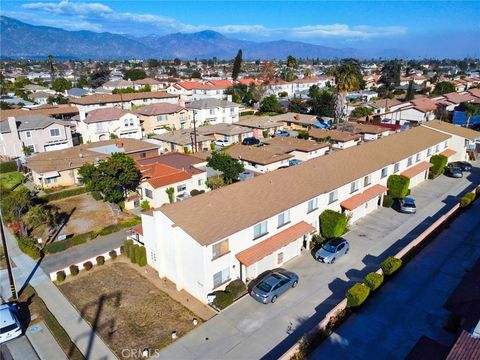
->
[315,238,350,264]
[444,164,463,178]
[242,137,261,146]
[250,269,299,304]
[450,161,472,172]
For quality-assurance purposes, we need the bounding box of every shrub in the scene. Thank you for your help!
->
[83,261,93,271]
[387,175,410,199]
[140,199,151,211]
[123,239,133,258]
[346,283,370,307]
[90,190,103,201]
[137,246,147,266]
[109,250,117,259]
[211,290,234,310]
[429,155,448,179]
[262,130,269,138]
[130,244,140,263]
[120,217,141,228]
[382,194,394,208]
[0,161,17,173]
[297,130,309,140]
[56,271,66,282]
[240,110,255,116]
[69,265,79,276]
[120,245,125,254]
[17,238,41,259]
[44,241,66,254]
[96,256,105,266]
[225,279,247,299]
[364,272,384,291]
[190,189,205,197]
[460,192,475,207]
[39,187,87,202]
[319,210,348,239]
[381,256,402,275]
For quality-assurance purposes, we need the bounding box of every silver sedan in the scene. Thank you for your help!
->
[250,269,299,304]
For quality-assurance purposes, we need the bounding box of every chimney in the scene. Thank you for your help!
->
[115,139,124,149]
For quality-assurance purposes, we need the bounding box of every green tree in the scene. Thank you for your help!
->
[0,187,33,223]
[51,77,72,92]
[123,69,147,81]
[191,70,202,79]
[465,103,480,128]
[288,97,308,113]
[206,175,225,190]
[386,175,410,199]
[166,187,175,204]
[26,205,54,229]
[405,80,415,101]
[89,70,110,88]
[350,107,374,118]
[335,61,361,126]
[308,86,335,117]
[207,153,244,184]
[303,68,313,78]
[379,60,401,97]
[432,81,456,95]
[78,153,140,203]
[232,49,243,80]
[259,95,283,113]
[287,55,297,69]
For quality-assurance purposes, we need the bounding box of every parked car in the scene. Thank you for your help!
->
[214,139,229,148]
[289,159,303,167]
[450,161,472,172]
[250,269,299,304]
[275,130,290,137]
[400,197,417,214]
[238,170,255,181]
[242,137,260,146]
[315,238,349,264]
[444,164,463,178]
[0,303,22,344]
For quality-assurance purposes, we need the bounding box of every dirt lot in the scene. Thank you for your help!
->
[59,262,199,358]
[51,193,133,235]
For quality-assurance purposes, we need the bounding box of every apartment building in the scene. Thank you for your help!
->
[186,98,239,125]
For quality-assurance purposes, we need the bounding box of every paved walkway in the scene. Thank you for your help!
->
[40,230,127,275]
[26,322,68,360]
[311,194,480,360]
[1,229,117,360]
[3,336,39,360]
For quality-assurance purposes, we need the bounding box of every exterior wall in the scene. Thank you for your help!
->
[239,158,290,173]
[139,110,190,135]
[191,89,228,101]
[75,96,178,115]
[32,168,80,188]
[190,106,239,125]
[126,149,160,160]
[78,113,142,143]
[290,147,329,162]
[399,108,435,124]
[332,138,360,149]
[160,140,212,153]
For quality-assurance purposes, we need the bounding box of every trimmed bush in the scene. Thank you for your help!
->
[56,271,66,282]
[130,244,140,263]
[429,155,448,179]
[190,189,205,196]
[0,161,17,173]
[382,194,394,208]
[387,175,410,199]
[39,187,87,202]
[140,199,151,211]
[17,238,41,259]
[364,272,384,291]
[319,210,348,239]
[381,256,402,275]
[211,290,234,310]
[83,261,93,271]
[96,256,105,266]
[225,279,247,299]
[91,190,103,201]
[123,239,133,258]
[44,241,66,254]
[109,250,117,259]
[138,246,147,267]
[69,265,79,276]
[460,192,475,207]
[346,283,370,307]
[120,217,142,228]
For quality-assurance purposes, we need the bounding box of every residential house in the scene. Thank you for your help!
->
[76,108,142,142]
[167,81,232,101]
[133,78,163,91]
[309,128,362,149]
[196,123,253,146]
[134,103,190,134]
[275,112,319,130]
[263,137,330,161]
[66,88,89,98]
[237,116,284,138]
[101,79,134,91]
[0,115,73,158]
[0,105,79,122]
[29,91,51,105]
[153,129,214,153]
[140,126,456,303]
[186,98,239,125]
[225,144,293,173]
[345,122,391,141]
[23,84,55,94]
[26,139,160,188]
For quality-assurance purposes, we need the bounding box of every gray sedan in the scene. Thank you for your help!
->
[315,238,350,264]
[250,269,299,304]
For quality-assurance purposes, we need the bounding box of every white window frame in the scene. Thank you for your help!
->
[277,210,290,228]
[253,220,268,239]
[177,184,186,192]
[381,167,388,178]
[25,131,32,138]
[364,175,371,187]
[328,190,338,204]
[213,267,230,288]
[49,128,61,137]
[308,197,318,212]
[407,157,413,166]
[416,153,421,162]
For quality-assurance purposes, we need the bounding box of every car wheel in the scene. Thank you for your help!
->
[292,280,298,288]
[345,248,349,254]
[271,295,278,303]
[331,258,336,264]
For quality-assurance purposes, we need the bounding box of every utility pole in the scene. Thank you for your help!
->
[0,210,17,301]
[192,111,198,153]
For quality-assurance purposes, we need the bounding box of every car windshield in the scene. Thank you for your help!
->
[0,323,18,334]
[403,203,415,208]
[322,243,337,253]
[257,281,272,292]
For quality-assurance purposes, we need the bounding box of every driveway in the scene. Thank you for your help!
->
[155,166,479,360]
[311,190,480,360]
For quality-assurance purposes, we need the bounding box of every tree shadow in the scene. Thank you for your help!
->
[16,293,34,334]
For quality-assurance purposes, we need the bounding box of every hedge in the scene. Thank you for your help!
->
[429,155,448,179]
[225,279,247,299]
[460,192,475,207]
[319,210,348,239]
[240,110,255,116]
[69,265,79,276]
[56,271,66,282]
[17,238,41,259]
[44,232,93,254]
[83,261,93,271]
[131,244,140,264]
[91,191,102,201]
[109,250,117,259]
[212,290,234,310]
[346,283,370,307]
[190,189,205,196]
[364,272,384,291]
[0,161,17,173]
[381,256,402,275]
[387,175,410,199]
[136,246,147,267]
[123,239,133,258]
[96,256,105,266]
[39,187,87,202]
[382,194,394,208]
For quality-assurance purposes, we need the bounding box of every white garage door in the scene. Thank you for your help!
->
[44,142,70,152]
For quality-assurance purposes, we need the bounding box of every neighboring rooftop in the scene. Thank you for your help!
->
[153,129,214,146]
[196,123,252,136]
[225,143,294,165]
[309,128,362,142]
[237,116,284,129]
[134,103,184,116]
[422,120,480,141]
[69,91,177,105]
[264,137,329,152]
[139,162,193,189]
[84,107,131,124]
[137,153,205,176]
[0,115,71,133]
[273,112,318,126]
[0,105,79,121]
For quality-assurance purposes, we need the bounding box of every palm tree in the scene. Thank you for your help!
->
[334,62,360,127]
[465,103,480,128]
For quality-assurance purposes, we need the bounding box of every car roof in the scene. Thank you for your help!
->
[404,197,415,203]
[0,305,16,328]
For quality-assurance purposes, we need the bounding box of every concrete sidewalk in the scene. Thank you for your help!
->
[26,322,68,360]
[1,229,117,360]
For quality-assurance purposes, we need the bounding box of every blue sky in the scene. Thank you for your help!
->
[2,1,479,57]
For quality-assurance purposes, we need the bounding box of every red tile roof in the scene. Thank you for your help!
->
[206,80,234,88]
[446,330,480,360]
[400,161,433,179]
[139,162,192,189]
[132,224,143,236]
[340,184,387,211]
[440,148,457,157]
[235,221,315,266]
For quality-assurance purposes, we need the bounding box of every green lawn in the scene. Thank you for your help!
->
[0,171,24,190]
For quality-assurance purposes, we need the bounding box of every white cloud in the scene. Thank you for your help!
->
[23,1,112,15]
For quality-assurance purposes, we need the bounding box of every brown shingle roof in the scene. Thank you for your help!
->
[70,91,177,105]
[264,137,329,152]
[422,120,480,141]
[84,107,131,123]
[225,144,293,165]
[237,116,284,129]
[0,105,79,121]
[159,126,450,245]
[134,103,184,116]
[309,128,362,142]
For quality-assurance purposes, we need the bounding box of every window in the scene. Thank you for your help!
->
[156,115,167,122]
[350,180,359,194]
[427,147,432,156]
[435,144,440,152]
[26,144,35,153]
[407,157,413,166]
[212,239,229,259]
[177,184,186,192]
[140,152,146,158]
[144,188,153,199]
[277,252,284,264]
[253,221,268,239]
[444,140,448,149]
[308,197,318,212]
[381,167,388,178]
[277,210,290,228]
[96,122,107,131]
[44,177,57,184]
[416,153,421,162]
[394,163,400,173]
[230,108,235,114]
[49,128,60,137]
[198,179,203,186]
[364,175,371,187]
[209,109,215,115]
[25,131,32,138]
[328,190,338,204]
[213,268,230,288]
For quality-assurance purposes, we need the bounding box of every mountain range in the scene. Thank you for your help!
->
[0,16,408,60]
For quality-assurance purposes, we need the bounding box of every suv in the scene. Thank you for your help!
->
[444,164,463,178]
[400,197,417,214]
[214,139,229,148]
[242,137,260,146]
[315,238,349,264]
[450,161,472,172]
[0,303,22,344]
